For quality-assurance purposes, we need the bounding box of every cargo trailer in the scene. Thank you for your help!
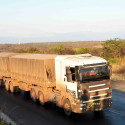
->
[0,53,112,116]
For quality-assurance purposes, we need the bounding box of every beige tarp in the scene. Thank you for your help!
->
[0,53,18,77]
[9,54,57,87]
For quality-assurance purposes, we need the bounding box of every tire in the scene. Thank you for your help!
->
[94,110,103,118]
[63,99,72,116]
[30,89,37,102]
[20,90,25,97]
[10,82,14,93]
[20,90,30,99]
[5,81,10,91]
[39,91,45,106]
[94,110,103,114]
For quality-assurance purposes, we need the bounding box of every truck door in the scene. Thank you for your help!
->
[65,67,78,98]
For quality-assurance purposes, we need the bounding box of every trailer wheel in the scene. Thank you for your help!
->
[20,90,25,97]
[5,81,10,91]
[63,99,72,116]
[10,82,15,93]
[39,91,45,106]
[30,89,37,102]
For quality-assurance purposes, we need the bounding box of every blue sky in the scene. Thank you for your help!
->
[0,0,125,43]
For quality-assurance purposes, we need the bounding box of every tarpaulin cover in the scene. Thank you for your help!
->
[9,54,57,87]
[0,53,18,77]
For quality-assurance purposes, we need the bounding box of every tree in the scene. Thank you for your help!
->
[51,44,75,55]
[102,38,125,59]
[76,47,91,54]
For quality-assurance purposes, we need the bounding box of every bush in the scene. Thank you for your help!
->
[14,48,48,54]
[90,48,103,57]
[108,58,119,64]
[51,44,75,55]
[102,38,125,59]
[112,63,125,74]
[28,47,38,52]
[76,47,91,54]
[51,44,66,54]
[14,49,26,53]
[0,119,9,125]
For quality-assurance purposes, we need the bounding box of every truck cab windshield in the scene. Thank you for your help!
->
[79,66,109,83]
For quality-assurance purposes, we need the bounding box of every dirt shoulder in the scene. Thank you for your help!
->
[111,80,125,92]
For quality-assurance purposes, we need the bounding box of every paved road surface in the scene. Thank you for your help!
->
[0,81,125,125]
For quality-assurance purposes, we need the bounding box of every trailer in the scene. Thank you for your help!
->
[0,53,112,116]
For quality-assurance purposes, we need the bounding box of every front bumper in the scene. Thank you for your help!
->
[72,97,112,114]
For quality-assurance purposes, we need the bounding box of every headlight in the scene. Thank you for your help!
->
[80,103,86,106]
[78,90,82,92]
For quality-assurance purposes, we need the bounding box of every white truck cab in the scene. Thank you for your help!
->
[55,54,112,115]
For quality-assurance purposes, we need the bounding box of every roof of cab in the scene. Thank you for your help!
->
[55,54,107,67]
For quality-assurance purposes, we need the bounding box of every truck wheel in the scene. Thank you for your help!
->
[39,91,45,106]
[5,81,10,91]
[63,99,72,116]
[20,90,25,97]
[30,89,37,102]
[10,82,14,93]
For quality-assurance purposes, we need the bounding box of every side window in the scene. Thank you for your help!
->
[70,68,75,81]
[66,67,75,82]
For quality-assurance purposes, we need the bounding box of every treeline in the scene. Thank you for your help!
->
[14,45,102,56]
[13,38,125,73]
[14,38,125,64]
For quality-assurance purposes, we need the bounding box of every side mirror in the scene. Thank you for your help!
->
[64,76,67,81]
[108,65,112,76]
[66,67,72,82]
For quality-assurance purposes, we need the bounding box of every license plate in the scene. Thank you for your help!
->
[95,108,101,111]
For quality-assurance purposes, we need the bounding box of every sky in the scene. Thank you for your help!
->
[0,0,125,44]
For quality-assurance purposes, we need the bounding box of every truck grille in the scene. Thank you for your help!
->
[87,82,110,100]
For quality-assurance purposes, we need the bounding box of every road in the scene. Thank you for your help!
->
[0,81,125,125]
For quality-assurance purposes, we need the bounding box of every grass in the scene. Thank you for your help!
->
[112,64,125,74]
[0,119,10,125]
[0,41,103,52]
[111,58,125,74]
[0,40,125,74]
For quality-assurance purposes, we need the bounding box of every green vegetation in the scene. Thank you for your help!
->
[14,47,48,54]
[0,38,125,73]
[75,47,90,54]
[108,58,119,64]
[101,38,125,74]
[102,38,125,60]
[0,41,103,52]
[0,119,9,125]
[51,44,75,55]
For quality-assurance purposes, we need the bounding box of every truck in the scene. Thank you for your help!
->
[0,52,112,116]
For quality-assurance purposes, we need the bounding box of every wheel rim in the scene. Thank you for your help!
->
[39,93,44,105]
[5,82,9,91]
[31,90,36,102]
[64,100,71,116]
[10,83,14,93]
[32,91,35,98]
[64,103,70,111]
